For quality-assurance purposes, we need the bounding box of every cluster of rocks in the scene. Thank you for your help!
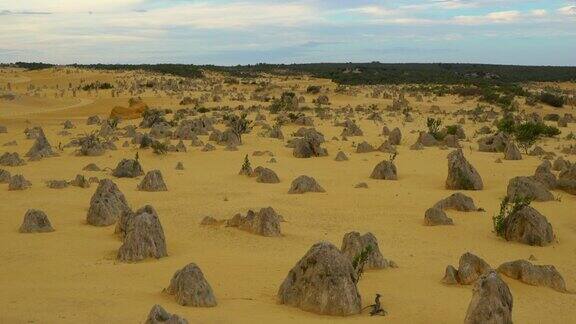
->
[425,193,480,226]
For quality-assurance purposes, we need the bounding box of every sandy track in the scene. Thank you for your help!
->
[0,98,94,118]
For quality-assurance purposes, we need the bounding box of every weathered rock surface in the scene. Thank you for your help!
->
[19,209,54,233]
[369,160,397,180]
[464,271,513,324]
[117,205,168,262]
[504,142,522,160]
[8,174,31,190]
[340,232,395,269]
[446,149,483,190]
[0,152,25,166]
[252,167,280,184]
[138,170,168,191]
[277,242,361,316]
[424,208,454,226]
[87,179,130,226]
[145,304,188,324]
[507,176,553,202]
[164,263,217,307]
[226,207,282,236]
[433,193,478,211]
[497,260,567,293]
[502,206,554,246]
[443,252,492,285]
[288,175,325,194]
[112,159,144,178]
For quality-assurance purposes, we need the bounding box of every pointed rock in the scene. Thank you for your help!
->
[138,170,168,191]
[164,263,217,307]
[87,179,130,226]
[277,242,361,316]
[117,205,167,262]
[19,209,54,233]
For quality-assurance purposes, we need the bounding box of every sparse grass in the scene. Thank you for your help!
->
[493,196,532,237]
[352,245,373,283]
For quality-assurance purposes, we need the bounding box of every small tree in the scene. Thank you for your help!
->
[151,140,168,155]
[426,117,443,140]
[239,154,252,176]
[352,245,373,283]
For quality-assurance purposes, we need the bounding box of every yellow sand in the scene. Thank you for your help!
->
[0,68,575,323]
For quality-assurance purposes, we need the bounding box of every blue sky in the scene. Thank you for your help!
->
[0,0,575,65]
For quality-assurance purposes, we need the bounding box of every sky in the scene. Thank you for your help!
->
[0,0,575,66]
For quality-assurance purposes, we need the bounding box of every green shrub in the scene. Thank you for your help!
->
[496,116,516,134]
[352,245,373,283]
[151,140,168,155]
[306,85,321,94]
[539,92,565,108]
[426,117,443,140]
[493,196,532,237]
[514,121,561,153]
[445,125,459,136]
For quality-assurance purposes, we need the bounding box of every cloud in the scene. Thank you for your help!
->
[106,2,320,29]
[0,0,574,65]
[558,5,576,16]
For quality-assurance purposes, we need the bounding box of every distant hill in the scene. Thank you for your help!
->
[3,62,575,85]
[210,62,576,85]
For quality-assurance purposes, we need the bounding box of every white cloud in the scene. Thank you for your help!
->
[107,2,320,29]
[530,9,547,17]
[347,6,400,16]
[453,10,545,25]
[558,5,576,16]
[0,0,142,13]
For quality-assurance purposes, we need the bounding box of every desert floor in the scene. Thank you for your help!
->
[0,68,575,323]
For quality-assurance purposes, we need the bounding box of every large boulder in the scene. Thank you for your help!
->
[478,133,509,152]
[25,127,57,159]
[446,149,483,190]
[503,142,522,160]
[502,205,554,246]
[340,232,395,269]
[8,174,31,190]
[506,176,553,202]
[288,175,325,194]
[356,141,375,153]
[443,252,492,285]
[552,157,570,172]
[252,167,280,184]
[433,193,477,211]
[497,260,567,293]
[340,119,363,137]
[369,160,397,180]
[417,132,438,147]
[117,205,168,262]
[277,242,361,316]
[464,271,513,324]
[19,209,54,233]
[388,127,402,145]
[69,174,90,188]
[557,164,576,195]
[226,207,282,237]
[87,179,131,226]
[532,161,557,189]
[144,304,188,324]
[138,170,168,192]
[334,151,349,161]
[292,133,328,158]
[164,263,217,307]
[0,152,25,166]
[0,169,11,183]
[112,159,144,178]
[424,208,453,226]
